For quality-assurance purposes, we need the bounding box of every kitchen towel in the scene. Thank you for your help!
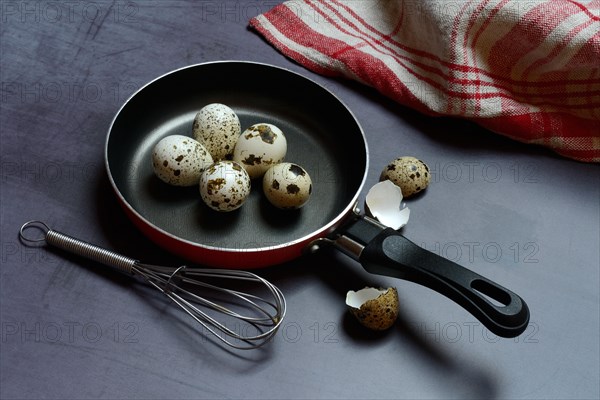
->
[250,0,600,162]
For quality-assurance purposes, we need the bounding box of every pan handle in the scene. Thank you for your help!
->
[334,216,530,338]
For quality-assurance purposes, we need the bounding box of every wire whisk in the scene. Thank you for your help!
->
[19,220,286,350]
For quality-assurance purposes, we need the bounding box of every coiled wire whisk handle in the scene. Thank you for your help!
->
[19,220,137,274]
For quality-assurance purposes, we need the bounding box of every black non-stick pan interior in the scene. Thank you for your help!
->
[107,61,367,251]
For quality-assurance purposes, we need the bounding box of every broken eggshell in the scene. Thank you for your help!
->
[346,287,399,330]
[365,180,410,230]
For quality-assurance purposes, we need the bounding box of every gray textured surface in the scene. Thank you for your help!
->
[1,1,599,399]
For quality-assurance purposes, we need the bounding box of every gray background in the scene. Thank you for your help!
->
[1,1,598,399]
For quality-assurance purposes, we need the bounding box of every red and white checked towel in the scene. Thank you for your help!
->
[250,0,600,163]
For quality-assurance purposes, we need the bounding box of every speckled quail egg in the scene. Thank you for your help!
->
[263,162,312,209]
[233,123,287,179]
[151,135,214,187]
[192,103,241,161]
[199,160,251,212]
[346,287,399,331]
[380,156,430,198]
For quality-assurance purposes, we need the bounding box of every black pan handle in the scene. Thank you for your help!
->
[336,216,530,338]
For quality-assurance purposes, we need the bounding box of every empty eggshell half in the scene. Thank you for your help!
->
[365,180,410,230]
[346,287,399,330]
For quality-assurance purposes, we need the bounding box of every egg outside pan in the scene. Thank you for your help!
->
[346,287,400,331]
[380,156,430,198]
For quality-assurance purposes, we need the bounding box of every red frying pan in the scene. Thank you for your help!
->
[105,61,529,338]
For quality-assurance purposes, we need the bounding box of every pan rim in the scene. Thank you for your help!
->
[104,60,369,254]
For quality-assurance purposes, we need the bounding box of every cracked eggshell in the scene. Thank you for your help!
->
[346,287,399,331]
[233,123,287,179]
[192,103,241,161]
[365,180,410,230]
[199,161,251,212]
[151,135,214,187]
[263,163,312,209]
[380,156,430,198]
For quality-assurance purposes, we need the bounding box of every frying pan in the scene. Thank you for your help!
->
[105,61,529,338]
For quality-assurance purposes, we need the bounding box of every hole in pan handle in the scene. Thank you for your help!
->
[334,215,530,338]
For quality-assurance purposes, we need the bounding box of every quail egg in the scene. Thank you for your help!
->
[192,103,241,161]
[199,160,251,212]
[380,156,430,197]
[233,123,287,179]
[263,163,312,209]
[346,287,399,331]
[151,135,214,187]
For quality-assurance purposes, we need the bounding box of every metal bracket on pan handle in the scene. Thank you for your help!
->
[308,204,384,260]
[307,201,368,259]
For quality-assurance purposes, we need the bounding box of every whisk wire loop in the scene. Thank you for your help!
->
[177,276,280,322]
[165,265,187,294]
[133,262,286,348]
